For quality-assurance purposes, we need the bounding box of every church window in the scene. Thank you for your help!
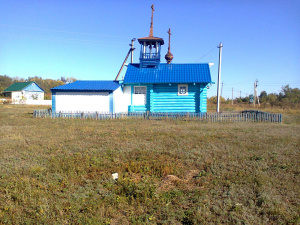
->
[178,84,188,95]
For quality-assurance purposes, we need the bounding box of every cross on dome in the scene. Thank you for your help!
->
[165,28,174,64]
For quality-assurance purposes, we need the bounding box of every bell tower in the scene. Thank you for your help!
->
[138,4,164,68]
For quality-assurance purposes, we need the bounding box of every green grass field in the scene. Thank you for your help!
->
[0,105,299,224]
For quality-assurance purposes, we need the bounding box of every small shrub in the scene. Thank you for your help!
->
[3,100,11,104]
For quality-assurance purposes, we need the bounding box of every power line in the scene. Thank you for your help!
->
[194,46,217,62]
[0,32,127,47]
[218,82,300,87]
[223,82,299,85]
[0,23,131,39]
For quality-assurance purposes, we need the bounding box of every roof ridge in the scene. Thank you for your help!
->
[51,80,121,92]
[129,63,210,65]
[3,81,35,92]
[124,63,212,84]
[75,80,118,81]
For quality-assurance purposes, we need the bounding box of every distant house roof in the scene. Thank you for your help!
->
[123,63,212,84]
[3,81,43,92]
[51,81,121,92]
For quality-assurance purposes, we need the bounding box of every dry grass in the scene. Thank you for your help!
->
[208,102,300,124]
[0,105,299,224]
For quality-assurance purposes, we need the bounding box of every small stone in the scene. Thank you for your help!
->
[112,173,118,180]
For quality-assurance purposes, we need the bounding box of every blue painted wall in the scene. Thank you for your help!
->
[24,82,44,92]
[52,92,56,113]
[127,84,151,112]
[199,85,208,112]
[127,83,208,113]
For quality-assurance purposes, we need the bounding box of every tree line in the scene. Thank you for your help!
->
[1,76,299,107]
[257,85,300,108]
[209,85,300,108]
[0,75,76,99]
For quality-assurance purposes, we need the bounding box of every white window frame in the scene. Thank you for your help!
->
[134,86,147,95]
[178,84,188,95]
[133,86,147,105]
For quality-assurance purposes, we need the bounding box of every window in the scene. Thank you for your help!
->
[178,84,188,95]
[180,86,187,94]
[134,86,147,94]
[133,86,147,105]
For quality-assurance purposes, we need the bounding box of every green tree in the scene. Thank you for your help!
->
[267,93,278,107]
[279,85,300,107]
[61,76,77,84]
[259,91,268,103]
[241,96,250,103]
[27,76,64,95]
[0,75,13,93]
[208,96,226,104]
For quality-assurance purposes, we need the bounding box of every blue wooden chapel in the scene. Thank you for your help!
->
[123,5,212,113]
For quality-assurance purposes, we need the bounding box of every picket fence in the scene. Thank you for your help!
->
[33,109,282,123]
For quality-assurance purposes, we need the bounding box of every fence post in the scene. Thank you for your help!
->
[279,114,282,123]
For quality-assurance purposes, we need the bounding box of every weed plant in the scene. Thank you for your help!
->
[0,105,299,224]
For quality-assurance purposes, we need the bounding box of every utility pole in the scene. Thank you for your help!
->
[216,42,223,113]
[221,82,224,98]
[253,82,255,107]
[256,80,260,106]
[232,87,234,105]
[130,38,136,63]
[254,79,258,107]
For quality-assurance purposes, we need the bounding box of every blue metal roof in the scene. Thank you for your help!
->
[123,63,212,84]
[51,81,121,92]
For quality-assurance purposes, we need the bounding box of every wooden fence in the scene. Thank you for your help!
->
[33,110,282,123]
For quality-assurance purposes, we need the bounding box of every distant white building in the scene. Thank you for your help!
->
[3,81,44,103]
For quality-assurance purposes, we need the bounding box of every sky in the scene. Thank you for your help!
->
[0,0,299,98]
